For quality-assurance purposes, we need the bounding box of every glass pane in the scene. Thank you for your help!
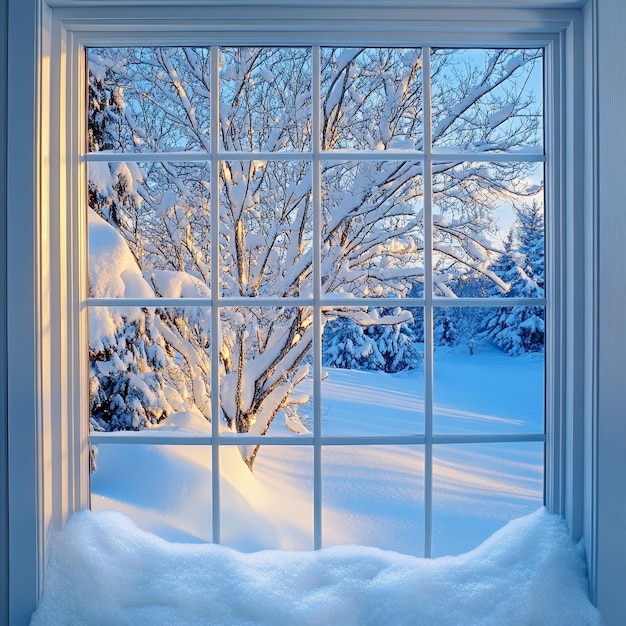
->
[432,442,544,556]
[89,306,212,432]
[431,48,543,152]
[87,47,211,153]
[218,307,313,438]
[90,443,212,543]
[322,307,424,436]
[431,161,544,298]
[321,160,424,298]
[322,445,424,556]
[433,306,544,435]
[220,47,311,152]
[220,445,314,551]
[88,162,212,298]
[219,161,312,298]
[321,48,423,150]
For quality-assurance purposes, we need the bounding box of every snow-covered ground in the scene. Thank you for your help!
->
[30,338,602,624]
[90,343,544,558]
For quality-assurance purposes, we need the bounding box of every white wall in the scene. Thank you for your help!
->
[4,1,45,623]
[590,0,626,622]
[0,0,9,618]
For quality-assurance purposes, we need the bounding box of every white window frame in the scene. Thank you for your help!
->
[6,1,594,621]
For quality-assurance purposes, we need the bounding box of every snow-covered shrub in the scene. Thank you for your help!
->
[90,312,169,431]
[481,201,545,355]
[323,308,423,373]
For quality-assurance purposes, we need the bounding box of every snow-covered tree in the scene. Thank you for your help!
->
[90,311,169,431]
[323,308,423,373]
[481,201,545,354]
[87,46,542,466]
[433,273,490,353]
[89,210,216,430]
[88,209,170,431]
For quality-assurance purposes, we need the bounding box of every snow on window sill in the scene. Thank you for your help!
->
[31,508,601,625]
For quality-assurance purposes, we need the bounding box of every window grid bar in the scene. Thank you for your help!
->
[84,296,547,308]
[431,152,545,163]
[88,432,546,446]
[312,45,323,551]
[80,150,546,164]
[422,46,434,560]
[209,44,221,545]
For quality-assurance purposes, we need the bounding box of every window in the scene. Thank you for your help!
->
[9,1,598,620]
[85,44,546,557]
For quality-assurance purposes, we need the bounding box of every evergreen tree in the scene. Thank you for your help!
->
[481,201,545,355]
[434,309,458,348]
[90,310,170,431]
[323,308,423,373]
[434,275,489,354]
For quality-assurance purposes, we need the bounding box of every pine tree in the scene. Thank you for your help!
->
[322,308,423,373]
[89,310,170,431]
[434,310,458,347]
[481,201,545,355]
[434,275,488,354]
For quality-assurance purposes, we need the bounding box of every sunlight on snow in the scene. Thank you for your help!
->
[91,349,544,557]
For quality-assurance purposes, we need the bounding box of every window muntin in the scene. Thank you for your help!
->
[85,45,545,557]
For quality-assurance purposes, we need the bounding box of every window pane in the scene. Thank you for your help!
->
[90,442,213,543]
[321,160,424,298]
[85,44,548,560]
[219,161,312,298]
[431,48,543,152]
[220,47,311,152]
[88,161,212,298]
[219,307,313,439]
[322,445,424,556]
[432,442,544,556]
[220,445,314,551]
[89,306,212,432]
[321,48,423,151]
[87,47,211,153]
[433,306,544,435]
[432,161,544,298]
[322,307,424,436]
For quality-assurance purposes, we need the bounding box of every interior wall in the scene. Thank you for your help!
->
[6,0,44,622]
[593,0,626,622]
[0,0,9,622]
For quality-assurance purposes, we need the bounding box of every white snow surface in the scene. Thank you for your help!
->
[31,508,601,625]
[88,209,153,300]
[88,209,155,347]
[147,269,211,298]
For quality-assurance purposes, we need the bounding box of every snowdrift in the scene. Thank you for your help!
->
[31,508,601,625]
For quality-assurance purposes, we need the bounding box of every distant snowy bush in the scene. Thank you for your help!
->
[481,201,545,355]
[323,308,423,373]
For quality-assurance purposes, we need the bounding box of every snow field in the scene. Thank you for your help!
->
[90,346,545,557]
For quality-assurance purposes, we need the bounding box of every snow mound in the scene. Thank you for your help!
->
[88,209,155,347]
[153,410,212,434]
[88,209,153,299]
[146,269,211,298]
[31,508,601,625]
